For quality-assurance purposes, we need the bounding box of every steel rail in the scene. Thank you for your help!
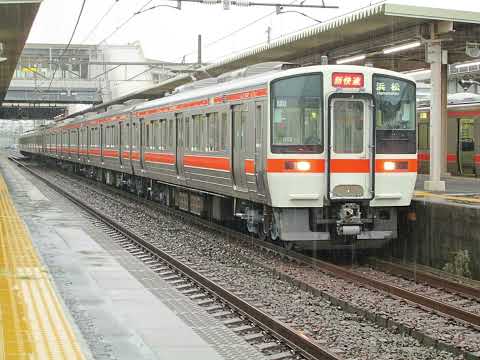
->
[9,157,342,360]
[368,258,480,300]
[304,257,480,327]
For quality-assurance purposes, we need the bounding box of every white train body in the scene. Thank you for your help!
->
[19,64,417,249]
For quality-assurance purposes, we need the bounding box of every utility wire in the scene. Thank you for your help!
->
[46,0,87,92]
[98,0,154,44]
[175,0,300,62]
[81,0,120,43]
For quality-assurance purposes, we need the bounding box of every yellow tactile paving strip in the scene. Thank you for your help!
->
[0,175,85,360]
[415,190,480,205]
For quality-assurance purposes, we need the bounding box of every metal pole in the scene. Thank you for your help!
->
[441,63,448,175]
[197,34,202,66]
[424,41,446,192]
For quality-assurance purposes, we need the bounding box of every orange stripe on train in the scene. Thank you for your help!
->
[184,155,230,171]
[266,159,417,173]
[144,152,175,164]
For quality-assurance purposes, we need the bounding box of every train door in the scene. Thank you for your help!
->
[176,113,186,180]
[254,102,266,197]
[130,120,138,170]
[232,104,248,192]
[328,95,374,200]
[458,118,475,176]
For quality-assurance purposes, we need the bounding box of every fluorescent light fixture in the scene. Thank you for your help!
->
[455,61,480,69]
[0,57,7,63]
[383,41,421,54]
[336,54,366,65]
[404,68,430,76]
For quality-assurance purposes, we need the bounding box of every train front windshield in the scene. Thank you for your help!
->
[374,75,416,154]
[270,74,323,153]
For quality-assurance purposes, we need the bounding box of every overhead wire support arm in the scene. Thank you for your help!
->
[276,8,322,22]
[134,3,182,14]
[229,1,337,8]
[162,0,338,8]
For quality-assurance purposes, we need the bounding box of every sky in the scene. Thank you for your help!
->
[27,0,480,64]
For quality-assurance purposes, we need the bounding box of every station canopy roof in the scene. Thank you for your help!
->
[0,0,42,101]
[69,1,480,117]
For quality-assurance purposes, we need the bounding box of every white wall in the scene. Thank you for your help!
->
[96,42,155,101]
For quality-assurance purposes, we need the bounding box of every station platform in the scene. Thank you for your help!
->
[415,174,480,207]
[0,156,264,360]
[0,170,86,359]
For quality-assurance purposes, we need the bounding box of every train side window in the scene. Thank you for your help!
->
[202,114,208,151]
[158,120,163,150]
[133,122,138,149]
[192,115,200,151]
[207,113,217,152]
[418,123,429,150]
[161,120,167,150]
[179,116,184,147]
[145,123,150,148]
[240,110,247,150]
[221,113,227,151]
[125,123,130,149]
[168,119,174,148]
[119,123,122,148]
[185,117,191,150]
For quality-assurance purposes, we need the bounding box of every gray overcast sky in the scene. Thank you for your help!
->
[27,0,480,63]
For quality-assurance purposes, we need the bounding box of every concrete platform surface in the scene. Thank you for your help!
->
[0,172,87,359]
[0,156,264,360]
[415,174,480,207]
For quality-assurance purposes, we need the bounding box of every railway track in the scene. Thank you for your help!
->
[9,157,342,360]
[11,157,480,357]
[368,258,480,300]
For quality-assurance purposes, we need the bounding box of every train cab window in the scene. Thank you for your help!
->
[374,75,416,154]
[333,100,364,154]
[271,74,323,153]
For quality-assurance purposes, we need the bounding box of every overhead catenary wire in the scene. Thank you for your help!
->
[98,0,155,44]
[175,0,301,63]
[46,0,88,92]
[81,0,120,44]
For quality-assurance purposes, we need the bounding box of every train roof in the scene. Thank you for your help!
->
[20,64,414,137]
[133,65,415,113]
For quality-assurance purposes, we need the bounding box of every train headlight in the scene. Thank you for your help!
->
[383,161,396,171]
[296,161,311,171]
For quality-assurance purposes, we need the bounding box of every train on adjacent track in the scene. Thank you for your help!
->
[417,95,480,177]
[19,63,418,249]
